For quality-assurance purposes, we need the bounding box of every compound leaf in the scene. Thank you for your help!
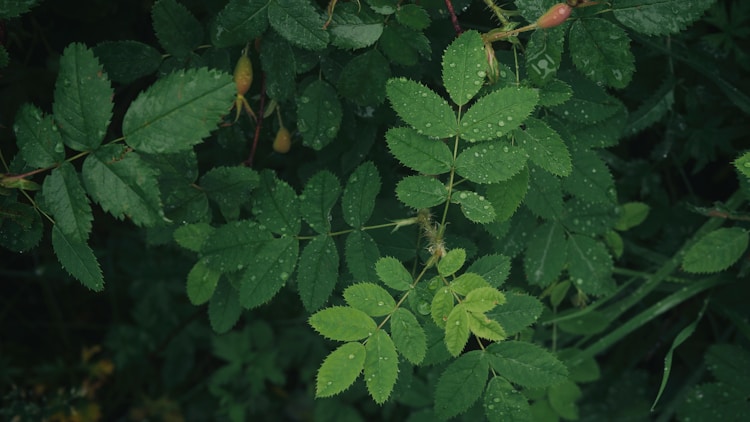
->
[442,30,487,106]
[683,228,749,274]
[386,78,457,138]
[487,341,568,388]
[122,68,235,154]
[297,234,339,311]
[310,306,378,341]
[316,342,366,397]
[364,330,399,404]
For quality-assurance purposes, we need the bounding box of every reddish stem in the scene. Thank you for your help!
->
[244,73,266,167]
[444,0,462,35]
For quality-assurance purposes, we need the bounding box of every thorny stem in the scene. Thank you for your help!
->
[444,0,463,35]
[244,72,267,167]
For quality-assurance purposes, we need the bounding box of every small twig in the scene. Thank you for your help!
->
[244,72,267,167]
[444,0,462,35]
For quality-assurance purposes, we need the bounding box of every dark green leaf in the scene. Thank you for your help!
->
[342,161,381,227]
[395,4,430,30]
[297,235,339,311]
[563,147,616,204]
[567,234,615,295]
[329,4,383,50]
[42,162,92,242]
[82,145,164,226]
[378,23,430,67]
[316,342,366,397]
[455,142,528,184]
[239,236,298,308]
[538,79,573,107]
[364,330,399,404]
[375,256,413,291]
[345,230,380,282]
[51,225,103,291]
[452,190,496,223]
[93,41,162,84]
[391,308,426,364]
[569,18,634,89]
[487,341,568,388]
[151,0,203,57]
[515,117,571,177]
[562,198,618,237]
[524,221,566,288]
[123,68,235,154]
[253,170,301,235]
[261,32,297,102]
[434,350,488,420]
[186,258,220,305]
[208,277,242,334]
[200,166,259,221]
[525,164,564,219]
[526,25,565,86]
[211,0,270,48]
[550,72,623,125]
[484,376,532,421]
[300,171,341,234]
[683,228,749,274]
[612,0,715,36]
[268,0,329,51]
[442,30,487,106]
[0,201,43,252]
[386,78,457,138]
[615,202,650,231]
[485,167,529,222]
[14,104,64,168]
[0,0,40,18]
[310,306,378,341]
[459,87,538,142]
[297,80,342,150]
[173,222,214,252]
[386,127,453,175]
[467,254,511,288]
[201,220,272,272]
[487,292,544,337]
[338,49,391,106]
[53,43,113,152]
[396,175,448,209]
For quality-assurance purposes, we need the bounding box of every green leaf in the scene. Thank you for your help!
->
[386,78,457,138]
[342,161,381,227]
[211,0,269,48]
[734,152,750,179]
[0,201,43,252]
[316,342,366,397]
[487,292,544,336]
[526,26,565,86]
[524,221,567,288]
[442,30,487,106]
[612,0,715,36]
[548,380,582,420]
[238,236,298,308]
[310,306,378,341]
[296,80,342,150]
[253,170,301,235]
[366,0,397,14]
[569,18,634,89]
[390,308,426,364]
[396,176,448,209]
[375,256,413,291]
[434,350,489,420]
[42,162,92,242]
[268,0,329,51]
[201,220,272,272]
[53,43,113,152]
[705,344,750,392]
[550,72,623,125]
[467,311,506,341]
[678,382,750,421]
[14,104,64,168]
[445,304,471,356]
[152,0,203,57]
[467,254,511,288]
[484,376,532,422]
[487,341,568,388]
[51,225,103,291]
[123,68,235,154]
[344,282,396,317]
[463,287,505,313]
[459,87,538,142]
[451,272,491,295]
[345,230,380,281]
[683,227,749,274]
[455,142,528,184]
[395,4,430,30]
[538,79,573,107]
[438,248,466,277]
[386,127,453,175]
[300,171,341,234]
[452,191,496,224]
[563,147,616,204]
[208,277,242,334]
[567,234,615,295]
[364,330,399,404]
[329,4,383,50]
[200,166,259,222]
[338,49,391,106]
[525,164,564,219]
[431,285,455,328]
[82,145,164,226]
[297,235,339,311]
[0,0,40,18]
[615,202,650,231]
[563,198,618,237]
[174,223,214,252]
[93,41,162,84]
[485,168,528,222]
[261,32,297,102]
[625,77,676,136]
[515,117,571,177]
[186,259,220,305]
[378,22,430,67]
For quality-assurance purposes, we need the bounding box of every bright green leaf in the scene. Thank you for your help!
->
[438,248,466,277]
[386,127,453,175]
[123,68,235,154]
[451,272,491,295]
[524,221,567,288]
[186,258,220,305]
[484,376,532,422]
[386,78,457,138]
[445,304,471,356]
[487,341,568,388]
[316,342,366,397]
[683,227,749,274]
[239,236,298,309]
[342,161,381,227]
[459,87,538,142]
[734,152,750,179]
[396,175,448,209]
[364,330,399,404]
[375,256,413,291]
[42,162,92,242]
[442,30,486,106]
[515,117,571,177]
[297,234,339,311]
[200,166,259,222]
[211,0,269,48]
[310,306,378,341]
[463,287,505,313]
[612,0,715,36]
[455,142,528,184]
[253,170,300,235]
[51,225,103,291]
[390,308,426,364]
[467,311,506,341]
[344,282,396,317]
[152,0,203,57]
[567,234,615,295]
[14,104,64,168]
[268,0,329,51]
[297,80,342,150]
[431,286,454,328]
[338,49,390,106]
[93,41,162,84]
[345,230,380,282]
[434,350,489,420]
[569,18,634,89]
[300,171,341,234]
[53,43,113,152]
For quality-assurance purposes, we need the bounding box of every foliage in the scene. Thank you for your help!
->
[2,0,750,420]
